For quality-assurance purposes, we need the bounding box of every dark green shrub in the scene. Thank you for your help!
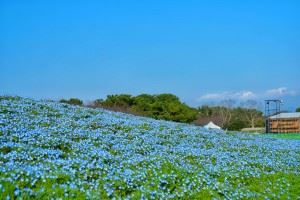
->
[60,98,83,106]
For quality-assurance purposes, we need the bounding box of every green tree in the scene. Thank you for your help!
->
[131,94,155,115]
[196,103,264,130]
[226,118,247,131]
[156,93,180,103]
[98,93,198,123]
[198,105,213,117]
[93,99,103,107]
[60,98,83,106]
[102,94,134,109]
[296,107,300,112]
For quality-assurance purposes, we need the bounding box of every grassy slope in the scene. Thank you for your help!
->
[262,133,300,140]
[0,96,300,199]
[238,130,300,140]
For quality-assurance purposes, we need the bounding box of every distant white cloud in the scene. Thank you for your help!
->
[265,87,297,97]
[199,93,225,100]
[198,87,298,102]
[239,91,256,99]
[198,91,256,101]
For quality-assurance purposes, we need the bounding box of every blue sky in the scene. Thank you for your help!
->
[1,1,299,110]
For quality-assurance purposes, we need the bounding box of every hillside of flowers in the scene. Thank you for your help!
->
[0,96,299,199]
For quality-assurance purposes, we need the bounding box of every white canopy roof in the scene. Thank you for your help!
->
[269,112,300,119]
[204,121,221,130]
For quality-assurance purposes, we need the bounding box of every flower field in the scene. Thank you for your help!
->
[0,96,299,199]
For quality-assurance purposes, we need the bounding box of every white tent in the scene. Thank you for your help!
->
[204,121,221,130]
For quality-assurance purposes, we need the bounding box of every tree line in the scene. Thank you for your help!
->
[196,104,264,130]
[59,94,300,131]
[88,94,198,123]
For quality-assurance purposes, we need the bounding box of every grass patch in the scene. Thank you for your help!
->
[261,133,300,140]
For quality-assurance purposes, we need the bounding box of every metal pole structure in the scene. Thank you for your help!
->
[264,100,282,133]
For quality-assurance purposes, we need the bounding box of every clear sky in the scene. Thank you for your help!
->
[1,1,299,110]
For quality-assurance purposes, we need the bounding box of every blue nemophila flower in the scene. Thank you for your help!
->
[0,97,299,199]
